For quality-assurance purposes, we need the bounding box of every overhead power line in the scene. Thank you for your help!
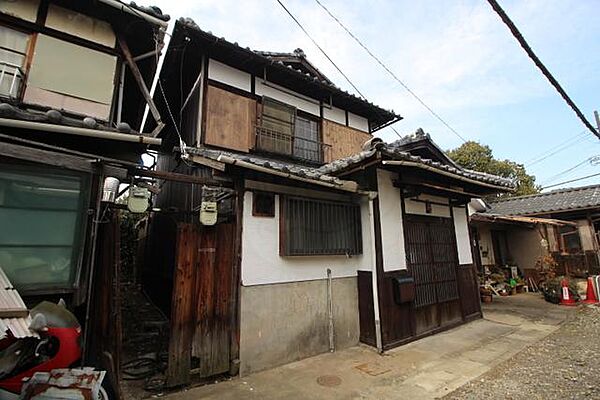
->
[525,130,588,167]
[313,0,467,143]
[486,0,600,140]
[276,0,402,139]
[542,172,600,190]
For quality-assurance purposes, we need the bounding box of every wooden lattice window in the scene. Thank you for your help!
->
[280,196,362,256]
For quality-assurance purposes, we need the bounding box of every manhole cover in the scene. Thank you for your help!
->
[316,375,342,387]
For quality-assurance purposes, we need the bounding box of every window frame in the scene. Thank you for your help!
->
[0,162,90,293]
[558,225,582,254]
[252,191,275,218]
[257,96,324,163]
[0,23,34,101]
[279,195,362,256]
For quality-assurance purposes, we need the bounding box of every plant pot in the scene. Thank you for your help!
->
[481,294,493,303]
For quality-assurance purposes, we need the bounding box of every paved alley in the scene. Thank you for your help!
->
[160,294,573,400]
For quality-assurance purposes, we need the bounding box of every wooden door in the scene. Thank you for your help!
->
[405,216,461,335]
[166,222,237,387]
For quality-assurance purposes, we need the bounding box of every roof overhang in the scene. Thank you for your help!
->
[471,213,577,227]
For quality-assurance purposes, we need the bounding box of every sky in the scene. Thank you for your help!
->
[138,0,600,191]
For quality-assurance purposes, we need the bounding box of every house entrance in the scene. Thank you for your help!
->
[405,215,463,335]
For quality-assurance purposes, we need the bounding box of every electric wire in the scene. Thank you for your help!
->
[312,0,467,143]
[542,172,600,190]
[525,130,588,167]
[275,0,402,139]
[539,156,597,186]
[486,0,600,140]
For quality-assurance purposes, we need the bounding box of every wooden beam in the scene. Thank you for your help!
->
[0,141,96,172]
[245,180,354,202]
[116,34,163,137]
[189,154,226,171]
[131,168,230,186]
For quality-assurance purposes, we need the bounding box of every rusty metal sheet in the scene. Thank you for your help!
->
[20,368,105,399]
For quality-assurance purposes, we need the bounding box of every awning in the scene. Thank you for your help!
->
[470,213,576,227]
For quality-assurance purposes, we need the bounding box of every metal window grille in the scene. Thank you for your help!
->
[281,196,362,256]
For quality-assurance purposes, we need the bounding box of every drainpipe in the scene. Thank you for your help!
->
[367,192,383,353]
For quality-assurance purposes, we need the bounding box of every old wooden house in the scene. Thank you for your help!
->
[0,0,170,394]
[143,18,514,387]
[472,185,600,277]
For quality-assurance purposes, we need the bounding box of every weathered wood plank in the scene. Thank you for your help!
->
[166,224,198,387]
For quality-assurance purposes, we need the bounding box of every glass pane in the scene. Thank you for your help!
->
[294,116,320,162]
[0,209,78,246]
[0,171,81,210]
[0,166,85,290]
[0,246,73,287]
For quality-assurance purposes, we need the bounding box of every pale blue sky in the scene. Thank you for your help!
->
[139,0,600,190]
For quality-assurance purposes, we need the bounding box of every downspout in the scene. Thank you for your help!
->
[367,191,383,353]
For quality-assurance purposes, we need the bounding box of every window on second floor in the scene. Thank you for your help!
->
[256,97,328,163]
[0,25,30,100]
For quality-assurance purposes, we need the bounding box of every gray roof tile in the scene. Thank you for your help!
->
[488,184,600,215]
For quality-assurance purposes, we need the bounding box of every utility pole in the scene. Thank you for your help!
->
[595,110,600,134]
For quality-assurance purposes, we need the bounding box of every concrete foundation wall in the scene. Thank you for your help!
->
[239,277,359,376]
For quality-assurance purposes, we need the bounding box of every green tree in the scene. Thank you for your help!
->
[446,141,540,197]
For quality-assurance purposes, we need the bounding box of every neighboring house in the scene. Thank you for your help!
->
[0,0,169,393]
[475,185,600,277]
[144,20,513,387]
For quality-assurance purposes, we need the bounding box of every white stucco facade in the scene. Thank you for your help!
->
[240,191,372,286]
[208,58,252,92]
[453,206,474,265]
[376,169,407,271]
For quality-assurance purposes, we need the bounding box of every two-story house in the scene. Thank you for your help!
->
[145,18,514,388]
[0,0,169,394]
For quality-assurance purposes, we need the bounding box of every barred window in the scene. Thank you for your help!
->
[280,196,362,256]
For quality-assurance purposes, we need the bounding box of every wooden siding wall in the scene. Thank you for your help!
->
[322,119,372,162]
[204,85,256,152]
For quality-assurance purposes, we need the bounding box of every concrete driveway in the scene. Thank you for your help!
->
[163,294,573,400]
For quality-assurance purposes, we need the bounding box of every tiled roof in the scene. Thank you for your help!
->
[318,143,515,189]
[176,18,400,131]
[254,49,333,84]
[186,147,350,187]
[487,184,600,215]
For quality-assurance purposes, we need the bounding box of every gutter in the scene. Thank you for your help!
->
[98,0,169,28]
[0,118,162,146]
[381,160,512,191]
[215,154,359,193]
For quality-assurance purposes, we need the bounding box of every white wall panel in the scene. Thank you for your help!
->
[255,79,320,116]
[404,194,451,218]
[453,206,473,265]
[323,106,346,125]
[377,169,406,271]
[208,59,251,92]
[241,191,371,285]
[348,112,369,132]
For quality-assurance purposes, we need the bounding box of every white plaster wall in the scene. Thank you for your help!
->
[453,206,473,265]
[323,106,346,125]
[478,226,495,265]
[0,0,39,22]
[348,112,369,132]
[404,194,451,218]
[241,191,371,286]
[255,79,320,116]
[376,169,406,271]
[208,59,251,92]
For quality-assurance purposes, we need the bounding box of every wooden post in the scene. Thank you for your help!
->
[116,34,165,137]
